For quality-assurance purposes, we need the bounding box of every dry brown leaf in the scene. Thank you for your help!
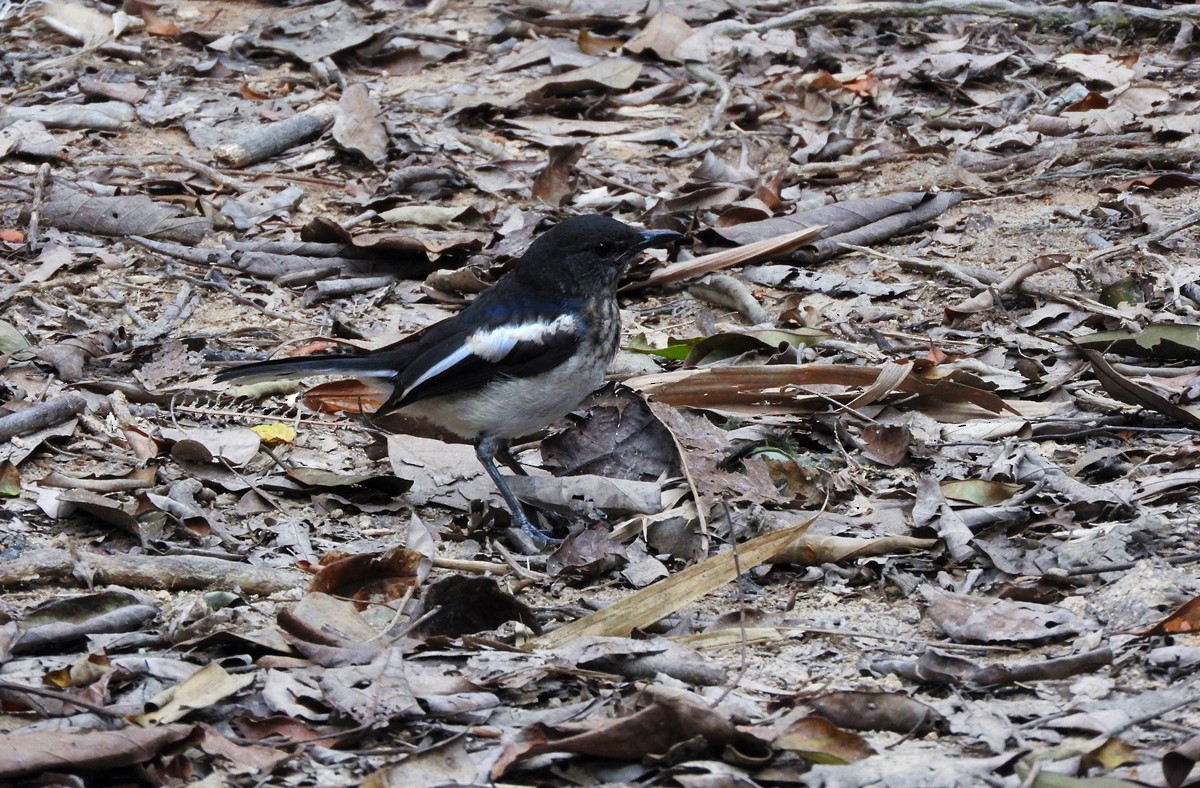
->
[1082,348,1200,429]
[622,224,824,291]
[769,534,938,566]
[627,363,1016,417]
[0,724,195,778]
[133,663,255,725]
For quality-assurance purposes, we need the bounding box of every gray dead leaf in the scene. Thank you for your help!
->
[803,750,1018,788]
[806,691,946,736]
[742,265,919,297]
[1058,683,1195,738]
[1149,646,1200,670]
[40,188,211,245]
[541,386,679,481]
[173,458,265,493]
[1073,560,1200,632]
[711,192,964,263]
[0,119,70,160]
[494,37,590,73]
[386,434,497,511]
[34,332,114,382]
[219,186,306,231]
[951,704,1014,754]
[554,635,724,686]
[318,648,420,726]
[922,587,1092,643]
[545,526,628,581]
[625,12,693,63]
[0,101,135,131]
[912,476,974,563]
[12,589,159,655]
[1055,53,1137,87]
[504,474,663,518]
[50,488,160,543]
[998,445,1129,514]
[162,427,262,467]
[238,1,391,64]
[361,738,478,787]
[262,670,329,722]
[2,417,78,465]
[333,83,388,166]
[621,539,670,588]
[506,115,628,136]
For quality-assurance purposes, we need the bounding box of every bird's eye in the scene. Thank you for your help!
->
[594,241,613,256]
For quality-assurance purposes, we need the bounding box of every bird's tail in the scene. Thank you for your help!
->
[213,354,397,384]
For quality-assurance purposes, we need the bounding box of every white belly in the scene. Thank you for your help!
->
[404,350,606,439]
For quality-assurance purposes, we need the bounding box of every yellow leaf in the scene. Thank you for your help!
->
[251,423,297,446]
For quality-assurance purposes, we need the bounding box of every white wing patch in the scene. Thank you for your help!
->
[465,313,578,361]
[403,344,473,396]
[401,313,578,397]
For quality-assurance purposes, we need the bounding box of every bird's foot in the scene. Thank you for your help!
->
[512,512,562,551]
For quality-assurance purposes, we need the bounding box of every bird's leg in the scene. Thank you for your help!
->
[495,444,528,476]
[495,443,573,532]
[475,436,559,548]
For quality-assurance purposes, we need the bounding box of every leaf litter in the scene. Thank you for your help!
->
[2,0,1200,784]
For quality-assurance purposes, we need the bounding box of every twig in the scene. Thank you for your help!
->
[0,548,303,595]
[0,680,125,719]
[212,105,337,168]
[173,153,254,193]
[111,288,150,329]
[841,243,988,288]
[1112,362,1200,378]
[687,63,731,136]
[341,210,378,229]
[780,624,1023,653]
[791,150,890,179]
[26,162,49,251]
[228,721,376,749]
[36,14,143,63]
[138,281,200,342]
[710,503,749,710]
[885,709,938,750]
[1136,209,1200,247]
[431,557,510,575]
[0,393,87,442]
[1065,550,1200,577]
[1018,761,1042,788]
[1091,2,1200,24]
[738,0,1063,31]
[1105,685,1200,737]
[129,235,230,266]
[577,166,659,198]
[1087,209,1200,265]
[848,244,1130,319]
[314,276,396,300]
[73,154,251,194]
[688,274,770,324]
[491,540,550,582]
[160,270,323,327]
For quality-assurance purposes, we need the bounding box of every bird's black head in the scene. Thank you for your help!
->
[514,215,681,296]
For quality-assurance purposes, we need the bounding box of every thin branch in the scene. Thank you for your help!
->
[0,680,125,719]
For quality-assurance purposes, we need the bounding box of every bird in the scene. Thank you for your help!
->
[215,214,682,548]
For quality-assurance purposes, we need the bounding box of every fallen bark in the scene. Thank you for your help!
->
[0,548,304,595]
[0,393,86,442]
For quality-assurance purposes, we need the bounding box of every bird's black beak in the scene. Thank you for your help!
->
[635,229,683,251]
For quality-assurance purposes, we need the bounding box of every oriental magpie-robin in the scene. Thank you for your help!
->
[215,215,681,547]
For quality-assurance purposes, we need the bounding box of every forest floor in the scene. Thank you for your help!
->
[2,1,1200,785]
